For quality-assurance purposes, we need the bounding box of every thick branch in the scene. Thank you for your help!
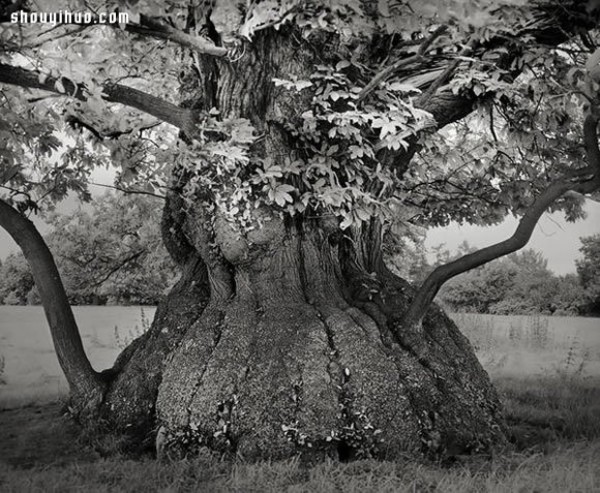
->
[382,2,600,174]
[117,15,228,58]
[2,10,228,57]
[0,63,197,135]
[401,180,571,329]
[0,198,106,403]
[400,111,600,329]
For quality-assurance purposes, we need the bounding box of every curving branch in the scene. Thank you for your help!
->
[0,63,198,135]
[0,198,106,408]
[126,14,228,58]
[78,249,146,290]
[399,109,600,330]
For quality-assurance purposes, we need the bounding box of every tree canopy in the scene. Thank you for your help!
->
[2,0,600,231]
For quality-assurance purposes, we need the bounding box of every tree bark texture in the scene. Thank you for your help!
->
[96,31,506,461]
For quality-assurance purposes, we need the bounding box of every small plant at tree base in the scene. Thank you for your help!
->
[159,393,240,459]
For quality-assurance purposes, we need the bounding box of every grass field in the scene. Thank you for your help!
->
[1,308,599,492]
[0,306,155,409]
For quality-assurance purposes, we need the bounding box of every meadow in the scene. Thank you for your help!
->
[1,307,599,492]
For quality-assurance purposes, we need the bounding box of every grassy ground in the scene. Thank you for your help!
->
[1,313,599,491]
[1,377,599,492]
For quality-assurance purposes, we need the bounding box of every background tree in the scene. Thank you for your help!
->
[45,192,178,305]
[0,192,178,305]
[0,252,34,305]
[1,0,600,461]
[577,234,600,314]
[552,273,590,316]
[438,249,566,315]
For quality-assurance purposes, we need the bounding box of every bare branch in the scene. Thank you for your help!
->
[90,182,166,200]
[66,115,162,141]
[79,249,146,290]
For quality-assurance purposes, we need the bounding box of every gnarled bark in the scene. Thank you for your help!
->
[147,211,504,461]
[95,28,506,461]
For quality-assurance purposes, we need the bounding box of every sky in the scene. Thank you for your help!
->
[425,200,600,275]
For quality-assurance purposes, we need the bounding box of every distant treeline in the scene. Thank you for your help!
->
[1,192,599,315]
[386,235,600,317]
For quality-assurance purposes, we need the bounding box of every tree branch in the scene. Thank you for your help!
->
[90,182,166,200]
[418,35,478,105]
[65,115,162,141]
[122,14,229,58]
[399,109,600,330]
[357,25,448,103]
[2,10,229,57]
[0,198,106,407]
[79,249,146,290]
[0,63,197,135]
[380,2,600,175]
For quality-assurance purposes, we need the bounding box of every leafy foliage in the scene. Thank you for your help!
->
[0,252,35,305]
[2,0,598,234]
[437,248,591,316]
[0,192,178,305]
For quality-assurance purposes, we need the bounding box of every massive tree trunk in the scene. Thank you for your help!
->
[99,31,505,460]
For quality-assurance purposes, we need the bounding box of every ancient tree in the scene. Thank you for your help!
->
[1,0,600,460]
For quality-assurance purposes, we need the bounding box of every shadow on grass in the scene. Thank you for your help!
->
[1,375,600,492]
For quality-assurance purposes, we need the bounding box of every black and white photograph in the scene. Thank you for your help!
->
[1,0,600,490]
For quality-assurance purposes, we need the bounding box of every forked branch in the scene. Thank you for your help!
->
[357,25,449,103]
[114,14,229,58]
